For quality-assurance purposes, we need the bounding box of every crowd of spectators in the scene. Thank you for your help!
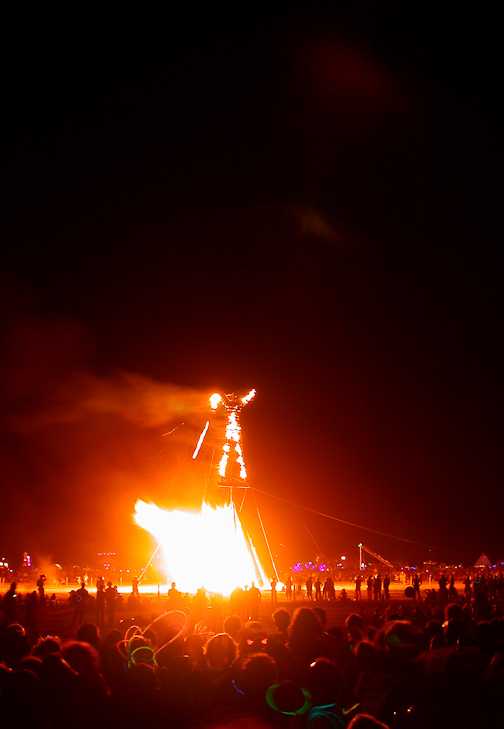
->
[1,579,504,728]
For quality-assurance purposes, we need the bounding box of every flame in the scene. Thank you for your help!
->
[134,499,267,595]
[210,390,255,484]
[210,393,222,409]
[241,389,256,405]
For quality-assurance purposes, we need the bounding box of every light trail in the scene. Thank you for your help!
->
[162,423,184,436]
[192,421,209,459]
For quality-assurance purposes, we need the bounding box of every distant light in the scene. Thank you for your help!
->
[341,556,346,561]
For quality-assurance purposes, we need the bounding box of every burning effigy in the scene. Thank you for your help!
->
[134,390,268,594]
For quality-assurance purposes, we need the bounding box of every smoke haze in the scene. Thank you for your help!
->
[1,290,220,566]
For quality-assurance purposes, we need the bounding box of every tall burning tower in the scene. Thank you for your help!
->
[210,389,255,503]
[133,387,268,593]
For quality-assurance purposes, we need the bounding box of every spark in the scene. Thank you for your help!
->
[192,421,209,459]
[162,423,184,436]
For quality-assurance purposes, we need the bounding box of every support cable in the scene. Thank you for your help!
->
[138,542,162,585]
[252,490,280,583]
[252,487,473,559]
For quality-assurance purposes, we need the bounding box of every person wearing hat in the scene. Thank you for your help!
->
[72,582,89,626]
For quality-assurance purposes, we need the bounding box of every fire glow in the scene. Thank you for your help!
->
[133,388,267,595]
[134,499,267,595]
[211,389,255,484]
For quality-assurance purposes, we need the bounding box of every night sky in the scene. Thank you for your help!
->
[1,10,501,573]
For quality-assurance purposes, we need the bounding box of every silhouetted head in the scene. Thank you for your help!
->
[63,640,102,678]
[272,608,290,633]
[223,614,242,641]
[312,607,327,629]
[184,633,206,666]
[239,652,278,706]
[76,622,100,648]
[308,657,341,706]
[287,607,323,656]
[205,632,237,673]
[31,636,62,660]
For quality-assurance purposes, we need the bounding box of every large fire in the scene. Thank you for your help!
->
[134,499,267,595]
[134,389,269,595]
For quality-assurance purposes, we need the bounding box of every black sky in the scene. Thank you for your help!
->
[1,9,502,572]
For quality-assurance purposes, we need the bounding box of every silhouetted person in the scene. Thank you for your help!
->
[230,586,247,621]
[355,575,362,600]
[96,582,105,626]
[413,573,422,602]
[323,577,335,601]
[373,574,382,601]
[3,582,18,625]
[72,582,89,625]
[285,576,293,600]
[25,591,38,627]
[366,575,373,600]
[383,574,390,600]
[248,582,261,620]
[104,582,117,626]
[272,608,290,642]
[314,577,322,601]
[131,575,139,597]
[168,581,180,600]
[305,576,313,600]
[36,574,46,605]
[270,578,277,602]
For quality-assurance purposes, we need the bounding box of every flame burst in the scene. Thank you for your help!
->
[134,500,267,595]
